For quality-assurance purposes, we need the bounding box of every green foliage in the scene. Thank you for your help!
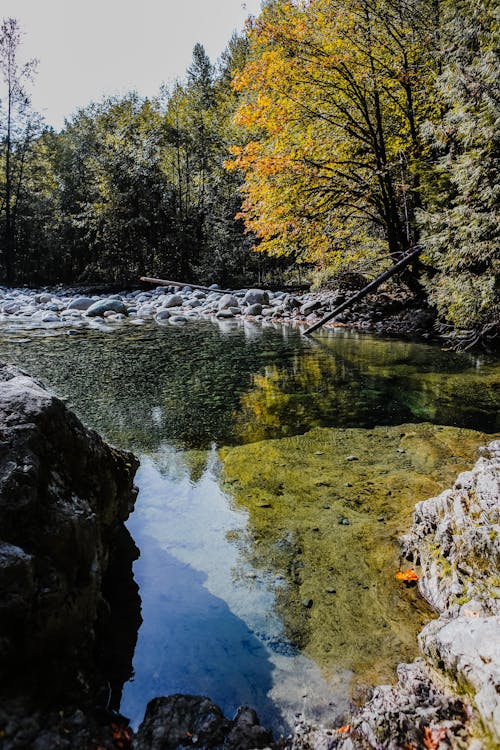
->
[417,0,500,342]
[2,38,268,286]
[0,9,498,346]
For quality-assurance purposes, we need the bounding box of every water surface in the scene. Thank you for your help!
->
[0,320,498,731]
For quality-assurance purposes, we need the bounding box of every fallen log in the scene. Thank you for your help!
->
[140,276,233,295]
[302,246,422,336]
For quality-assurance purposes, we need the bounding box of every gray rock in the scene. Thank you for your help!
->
[85,298,128,317]
[35,293,53,304]
[0,363,139,702]
[133,695,272,750]
[300,300,321,316]
[169,315,187,324]
[243,289,270,306]
[218,294,239,311]
[67,297,95,311]
[162,294,184,308]
[216,310,235,319]
[41,313,60,323]
[246,303,263,316]
[155,309,172,321]
[420,615,500,736]
[3,303,20,314]
[133,695,230,750]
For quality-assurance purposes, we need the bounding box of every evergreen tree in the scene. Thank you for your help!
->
[419,0,499,346]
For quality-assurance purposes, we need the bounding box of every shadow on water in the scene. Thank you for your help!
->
[120,529,281,732]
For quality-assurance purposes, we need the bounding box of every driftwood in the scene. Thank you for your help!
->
[140,276,232,295]
[303,246,422,336]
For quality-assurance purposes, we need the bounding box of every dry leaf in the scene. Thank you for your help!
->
[395,569,419,582]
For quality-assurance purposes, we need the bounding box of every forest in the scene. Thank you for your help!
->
[0,0,498,343]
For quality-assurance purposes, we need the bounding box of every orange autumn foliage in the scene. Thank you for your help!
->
[227,0,441,270]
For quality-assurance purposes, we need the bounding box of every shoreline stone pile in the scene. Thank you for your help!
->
[0,283,435,339]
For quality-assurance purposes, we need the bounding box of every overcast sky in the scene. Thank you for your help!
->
[1,0,262,130]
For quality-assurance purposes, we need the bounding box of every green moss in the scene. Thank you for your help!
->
[220,422,492,688]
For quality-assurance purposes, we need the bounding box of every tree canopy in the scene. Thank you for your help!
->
[0,5,498,345]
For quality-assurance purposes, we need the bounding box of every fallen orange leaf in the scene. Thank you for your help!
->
[423,725,447,749]
[336,724,351,733]
[403,744,415,750]
[395,569,419,582]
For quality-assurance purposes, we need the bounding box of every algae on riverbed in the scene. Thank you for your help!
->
[220,422,494,687]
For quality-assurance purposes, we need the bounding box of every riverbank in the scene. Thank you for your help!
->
[0,282,436,343]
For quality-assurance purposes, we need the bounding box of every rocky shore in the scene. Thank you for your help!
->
[0,282,435,340]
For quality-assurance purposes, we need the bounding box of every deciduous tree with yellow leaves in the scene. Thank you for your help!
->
[228,0,440,279]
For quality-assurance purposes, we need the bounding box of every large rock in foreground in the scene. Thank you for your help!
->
[0,363,140,704]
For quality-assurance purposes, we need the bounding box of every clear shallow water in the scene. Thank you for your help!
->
[0,319,498,732]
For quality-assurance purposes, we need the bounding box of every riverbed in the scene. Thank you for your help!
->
[0,319,498,734]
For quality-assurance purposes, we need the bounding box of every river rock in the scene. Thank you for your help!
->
[67,296,95,310]
[218,294,239,311]
[246,303,263,316]
[163,294,184,309]
[35,293,53,304]
[41,313,60,323]
[300,300,321,316]
[85,298,128,317]
[3,302,20,314]
[243,289,269,306]
[133,695,272,750]
[155,309,171,321]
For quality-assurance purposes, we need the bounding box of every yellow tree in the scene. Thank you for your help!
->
[228,0,440,276]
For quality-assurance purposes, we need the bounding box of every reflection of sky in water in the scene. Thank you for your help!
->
[121,447,347,733]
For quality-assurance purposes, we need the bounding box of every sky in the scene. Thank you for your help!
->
[1,0,262,130]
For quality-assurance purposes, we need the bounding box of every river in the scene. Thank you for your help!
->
[1,319,498,733]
